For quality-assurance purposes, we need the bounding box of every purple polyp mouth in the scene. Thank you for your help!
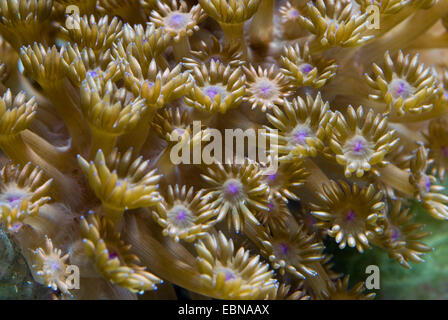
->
[279,243,288,255]
[391,228,399,240]
[204,87,220,100]
[51,261,60,271]
[259,85,272,97]
[353,140,364,153]
[391,79,411,99]
[168,13,187,30]
[300,64,313,74]
[7,195,21,203]
[267,174,277,182]
[294,130,308,144]
[291,10,299,18]
[10,222,22,232]
[267,201,275,211]
[225,270,235,281]
[442,146,448,157]
[217,267,236,281]
[108,249,119,260]
[176,210,187,221]
[396,82,405,95]
[223,180,243,202]
[227,182,240,195]
[87,70,98,78]
[345,209,356,222]
[425,177,431,192]
[255,80,276,100]
[173,128,186,138]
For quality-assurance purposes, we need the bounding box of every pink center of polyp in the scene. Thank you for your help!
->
[267,201,275,211]
[7,195,21,203]
[6,195,22,207]
[345,209,356,222]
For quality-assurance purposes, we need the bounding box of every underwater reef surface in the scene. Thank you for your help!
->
[330,199,448,300]
[1,0,448,300]
[0,228,51,299]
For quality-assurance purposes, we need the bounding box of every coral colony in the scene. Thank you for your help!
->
[1,0,448,300]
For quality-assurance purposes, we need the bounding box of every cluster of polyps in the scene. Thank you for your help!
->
[0,0,446,300]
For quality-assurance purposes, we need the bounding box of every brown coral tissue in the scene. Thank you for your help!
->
[1,0,448,301]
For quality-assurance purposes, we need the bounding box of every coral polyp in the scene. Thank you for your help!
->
[0,0,448,301]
